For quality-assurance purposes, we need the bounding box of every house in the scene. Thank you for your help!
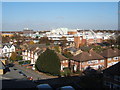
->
[55,52,69,71]
[71,49,104,71]
[100,48,120,68]
[103,62,120,89]
[22,44,54,64]
[2,44,16,58]
[66,47,82,56]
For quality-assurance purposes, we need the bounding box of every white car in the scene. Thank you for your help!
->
[36,84,53,90]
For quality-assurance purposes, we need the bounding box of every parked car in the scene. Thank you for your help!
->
[18,71,27,77]
[26,64,34,69]
[57,86,75,90]
[22,64,31,67]
[6,63,14,67]
[27,76,33,80]
[36,84,53,90]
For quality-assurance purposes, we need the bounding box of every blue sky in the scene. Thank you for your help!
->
[2,2,118,31]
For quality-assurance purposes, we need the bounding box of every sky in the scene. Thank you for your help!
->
[2,2,118,31]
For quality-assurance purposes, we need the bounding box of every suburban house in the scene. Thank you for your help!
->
[103,62,120,90]
[22,44,54,64]
[70,49,105,71]
[2,44,16,58]
[55,52,69,71]
[100,48,120,68]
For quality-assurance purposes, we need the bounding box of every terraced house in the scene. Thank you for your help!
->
[71,49,104,71]
[70,48,120,72]
[100,48,120,68]
[22,44,55,64]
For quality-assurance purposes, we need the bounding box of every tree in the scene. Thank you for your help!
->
[60,36,67,47]
[29,41,34,45]
[10,52,17,61]
[35,49,61,76]
[54,46,61,53]
[39,37,50,44]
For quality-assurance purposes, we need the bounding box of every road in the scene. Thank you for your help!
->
[2,64,56,89]
[14,64,56,80]
[2,64,56,80]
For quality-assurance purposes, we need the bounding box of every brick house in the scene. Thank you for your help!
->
[56,52,69,71]
[100,48,120,68]
[103,62,120,89]
[70,49,104,71]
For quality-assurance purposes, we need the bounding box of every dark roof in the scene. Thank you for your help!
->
[2,43,15,48]
[100,48,120,58]
[103,62,120,76]
[66,47,79,52]
[56,52,68,61]
[80,46,92,51]
[71,50,104,62]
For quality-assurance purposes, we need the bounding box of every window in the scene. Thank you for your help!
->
[100,60,104,63]
[113,57,118,60]
[108,63,113,66]
[113,84,120,90]
[88,60,98,64]
[5,49,7,53]
[108,58,112,61]
[88,61,92,64]
[114,76,120,82]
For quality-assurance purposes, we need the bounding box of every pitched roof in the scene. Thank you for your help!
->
[71,50,104,62]
[100,48,120,58]
[56,52,68,61]
[66,47,80,52]
[103,62,120,76]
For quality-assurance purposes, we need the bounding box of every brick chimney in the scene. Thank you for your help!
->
[74,35,81,48]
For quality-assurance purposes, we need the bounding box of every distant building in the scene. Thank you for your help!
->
[103,62,120,89]
[2,33,14,37]
[23,28,34,37]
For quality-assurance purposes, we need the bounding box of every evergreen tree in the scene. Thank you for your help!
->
[35,49,61,76]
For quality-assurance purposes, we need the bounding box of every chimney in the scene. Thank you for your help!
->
[74,35,81,48]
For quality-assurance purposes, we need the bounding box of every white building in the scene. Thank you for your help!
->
[2,44,16,57]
